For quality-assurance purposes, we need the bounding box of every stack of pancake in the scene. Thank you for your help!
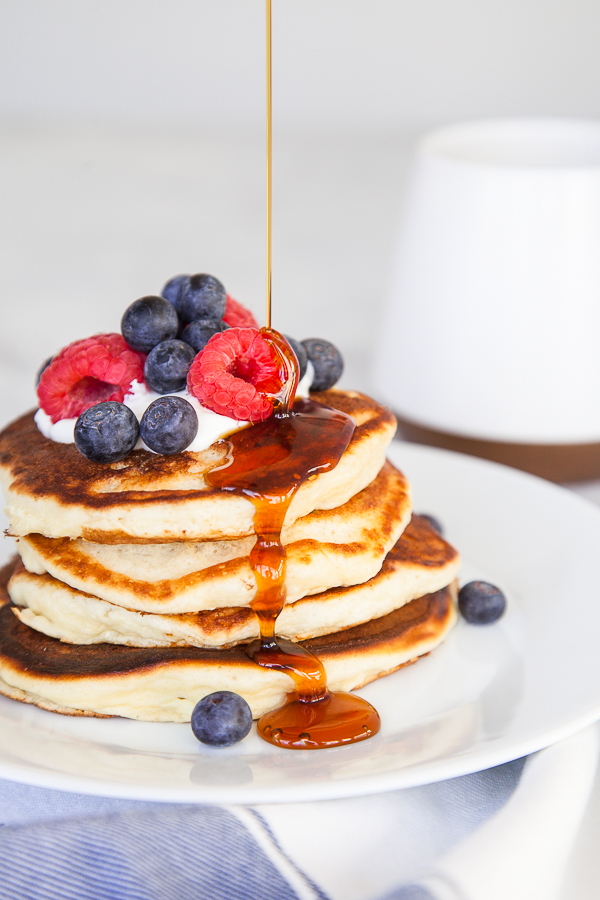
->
[0,389,460,722]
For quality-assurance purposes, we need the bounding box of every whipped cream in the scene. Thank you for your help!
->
[34,363,314,454]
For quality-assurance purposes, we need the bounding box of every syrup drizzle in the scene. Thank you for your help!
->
[206,330,381,749]
[224,4,380,748]
[265,0,273,329]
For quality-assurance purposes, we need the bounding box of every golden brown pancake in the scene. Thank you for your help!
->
[0,390,396,543]
[0,580,457,721]
[16,461,411,613]
[10,516,460,648]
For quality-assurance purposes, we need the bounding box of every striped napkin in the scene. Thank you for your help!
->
[0,724,596,900]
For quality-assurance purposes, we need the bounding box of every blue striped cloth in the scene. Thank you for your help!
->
[0,802,304,900]
[0,725,597,900]
[0,761,524,900]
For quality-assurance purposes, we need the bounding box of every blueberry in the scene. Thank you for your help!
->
[458,581,507,625]
[181,273,227,324]
[301,338,344,391]
[36,356,53,386]
[140,396,198,455]
[418,513,444,535]
[161,274,190,315]
[144,339,196,394]
[191,691,252,747]
[284,335,308,382]
[121,295,179,353]
[74,402,139,463]
[181,318,228,353]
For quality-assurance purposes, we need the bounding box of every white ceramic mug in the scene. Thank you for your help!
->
[373,118,600,444]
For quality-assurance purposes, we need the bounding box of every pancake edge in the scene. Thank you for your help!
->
[9,517,461,646]
[15,461,413,613]
[0,584,457,721]
[1,392,397,542]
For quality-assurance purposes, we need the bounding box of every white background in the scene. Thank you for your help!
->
[3,0,600,424]
[2,0,600,128]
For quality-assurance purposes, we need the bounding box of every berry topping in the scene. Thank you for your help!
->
[140,396,198,455]
[181,273,227,324]
[301,338,344,392]
[223,294,259,329]
[121,295,179,353]
[284,335,308,382]
[418,513,444,535]
[161,274,190,315]
[187,327,282,422]
[144,339,196,394]
[458,581,507,625]
[74,402,139,463]
[181,318,228,353]
[37,334,145,424]
[191,691,252,747]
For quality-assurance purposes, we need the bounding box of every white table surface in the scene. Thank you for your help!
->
[0,122,599,898]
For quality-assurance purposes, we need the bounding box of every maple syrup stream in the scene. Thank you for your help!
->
[207,330,381,749]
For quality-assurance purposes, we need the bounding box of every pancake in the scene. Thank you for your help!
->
[0,582,457,721]
[10,516,460,648]
[16,461,411,613]
[0,390,396,543]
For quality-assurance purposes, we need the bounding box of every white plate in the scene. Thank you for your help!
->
[1,441,600,804]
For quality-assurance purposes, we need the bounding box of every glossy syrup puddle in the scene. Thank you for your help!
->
[206,329,380,749]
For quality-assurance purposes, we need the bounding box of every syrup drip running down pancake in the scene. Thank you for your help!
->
[15,461,411,613]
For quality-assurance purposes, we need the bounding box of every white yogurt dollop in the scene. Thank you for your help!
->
[35,363,314,454]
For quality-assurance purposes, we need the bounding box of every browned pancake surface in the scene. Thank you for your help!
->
[0,391,394,514]
[0,581,454,680]
[10,515,459,646]
[384,514,456,569]
[18,460,409,612]
[303,589,451,658]
[0,558,15,604]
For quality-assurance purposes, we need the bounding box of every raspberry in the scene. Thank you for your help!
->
[38,334,146,424]
[187,327,282,422]
[223,295,259,329]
